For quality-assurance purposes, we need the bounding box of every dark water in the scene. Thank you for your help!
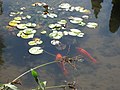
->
[0,0,120,90]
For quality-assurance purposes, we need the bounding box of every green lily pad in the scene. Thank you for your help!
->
[49,31,63,39]
[47,13,57,18]
[86,22,98,29]
[57,20,67,25]
[23,28,36,35]
[59,3,71,9]
[40,30,47,34]
[14,16,22,21]
[26,23,36,27]
[29,47,43,55]
[51,40,60,45]
[17,24,27,29]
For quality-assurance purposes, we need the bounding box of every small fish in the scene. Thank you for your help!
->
[77,48,97,63]
[56,53,68,76]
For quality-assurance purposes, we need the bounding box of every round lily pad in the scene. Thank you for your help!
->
[29,47,43,55]
[17,24,27,29]
[23,28,36,35]
[14,16,22,21]
[57,20,67,25]
[59,3,71,9]
[28,41,37,46]
[40,30,47,34]
[26,23,36,28]
[9,21,18,27]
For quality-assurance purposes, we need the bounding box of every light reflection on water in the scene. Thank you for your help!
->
[0,0,120,90]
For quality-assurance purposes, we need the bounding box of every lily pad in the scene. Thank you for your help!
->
[51,40,60,45]
[59,3,71,9]
[49,31,63,39]
[26,23,36,28]
[14,16,22,21]
[9,21,18,27]
[57,20,67,25]
[47,13,57,18]
[23,28,36,35]
[29,47,43,55]
[86,22,98,29]
[17,24,27,29]
[40,30,47,34]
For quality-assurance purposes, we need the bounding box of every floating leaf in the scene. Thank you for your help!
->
[57,20,67,25]
[51,40,60,45]
[29,47,43,55]
[17,24,27,29]
[86,22,98,29]
[59,3,71,9]
[26,23,36,28]
[40,30,47,34]
[82,15,89,19]
[14,16,22,21]
[9,21,18,27]
[23,28,36,35]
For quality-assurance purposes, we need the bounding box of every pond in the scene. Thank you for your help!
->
[0,0,120,90]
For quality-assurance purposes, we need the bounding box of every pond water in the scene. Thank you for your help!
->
[0,0,120,90]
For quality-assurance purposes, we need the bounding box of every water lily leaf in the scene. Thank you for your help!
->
[28,41,37,46]
[47,13,57,18]
[82,15,89,19]
[86,22,98,29]
[63,31,69,35]
[26,23,36,28]
[23,28,36,35]
[29,47,43,55]
[51,40,60,45]
[9,21,18,27]
[79,22,86,26]
[59,3,71,9]
[21,34,34,39]
[17,24,27,29]
[40,30,46,34]
[14,16,22,21]
[57,20,67,25]
[77,33,85,37]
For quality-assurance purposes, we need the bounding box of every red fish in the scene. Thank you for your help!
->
[56,53,68,76]
[77,48,97,63]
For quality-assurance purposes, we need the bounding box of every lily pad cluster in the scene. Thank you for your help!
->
[58,3,91,14]
[7,1,99,55]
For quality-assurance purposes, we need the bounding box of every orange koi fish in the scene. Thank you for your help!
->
[56,53,68,76]
[77,48,97,63]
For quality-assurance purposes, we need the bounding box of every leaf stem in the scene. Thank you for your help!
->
[46,85,69,89]
[11,60,58,83]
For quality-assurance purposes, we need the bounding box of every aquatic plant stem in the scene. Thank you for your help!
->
[11,60,58,83]
[46,85,69,89]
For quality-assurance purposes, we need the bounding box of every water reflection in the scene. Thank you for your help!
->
[91,0,103,18]
[0,34,5,65]
[109,0,120,33]
[0,0,3,15]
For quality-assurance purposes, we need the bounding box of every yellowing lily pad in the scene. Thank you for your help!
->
[9,21,18,27]
[29,47,43,55]
[14,17,22,21]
